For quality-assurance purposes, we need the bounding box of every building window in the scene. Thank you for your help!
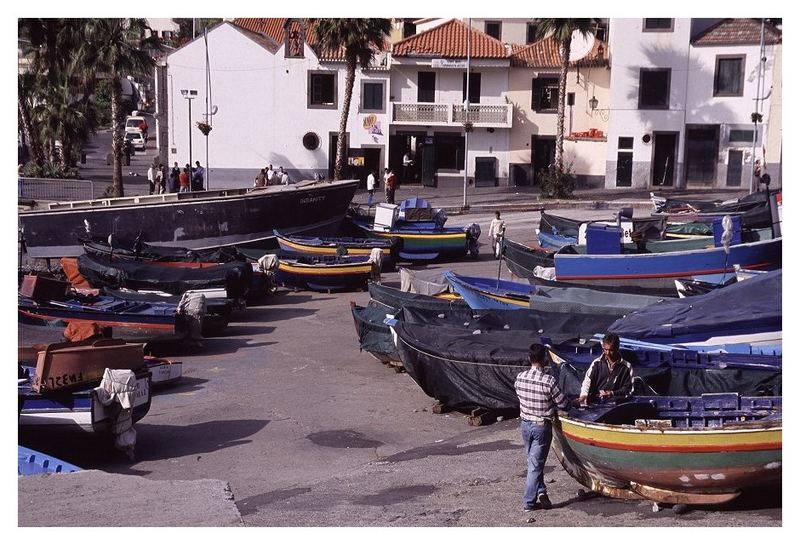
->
[361,81,384,111]
[726,149,744,187]
[462,72,481,104]
[526,22,538,44]
[643,19,673,31]
[729,129,755,143]
[638,68,670,109]
[616,152,633,186]
[308,72,336,108]
[417,71,435,103]
[618,137,633,149]
[532,77,559,112]
[485,21,501,40]
[435,133,465,170]
[714,55,745,97]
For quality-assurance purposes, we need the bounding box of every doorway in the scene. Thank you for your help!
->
[389,132,425,184]
[652,132,678,187]
[532,135,555,184]
[684,125,719,186]
[328,132,349,179]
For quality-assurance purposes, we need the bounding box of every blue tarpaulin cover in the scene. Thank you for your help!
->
[609,269,781,342]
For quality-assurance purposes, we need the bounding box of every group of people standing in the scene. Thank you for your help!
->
[366,167,397,206]
[254,164,290,187]
[148,161,205,194]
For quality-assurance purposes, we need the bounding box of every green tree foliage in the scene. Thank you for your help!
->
[535,18,597,197]
[307,18,391,180]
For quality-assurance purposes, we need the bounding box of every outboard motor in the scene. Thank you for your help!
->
[433,208,448,229]
[465,223,481,258]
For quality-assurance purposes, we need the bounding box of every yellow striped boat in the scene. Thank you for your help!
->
[551,394,781,505]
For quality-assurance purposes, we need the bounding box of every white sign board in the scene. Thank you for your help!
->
[431,59,468,69]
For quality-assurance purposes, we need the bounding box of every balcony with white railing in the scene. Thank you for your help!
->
[392,102,512,128]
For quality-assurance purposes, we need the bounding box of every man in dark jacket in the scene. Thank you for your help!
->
[577,333,633,405]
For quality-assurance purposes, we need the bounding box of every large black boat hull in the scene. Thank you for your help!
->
[19,180,360,258]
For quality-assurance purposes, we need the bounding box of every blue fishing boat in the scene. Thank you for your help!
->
[554,236,781,290]
[443,271,534,310]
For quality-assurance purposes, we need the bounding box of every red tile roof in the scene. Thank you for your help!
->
[692,19,782,46]
[510,36,609,68]
[392,19,508,59]
[232,18,390,62]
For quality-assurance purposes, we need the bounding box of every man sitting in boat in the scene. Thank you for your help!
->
[576,333,633,406]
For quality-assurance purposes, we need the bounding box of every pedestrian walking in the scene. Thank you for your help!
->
[384,168,397,205]
[402,150,413,183]
[147,165,155,195]
[155,163,165,194]
[192,161,205,191]
[366,169,377,206]
[179,165,191,193]
[254,169,267,187]
[514,343,571,512]
[488,211,505,259]
[169,162,180,193]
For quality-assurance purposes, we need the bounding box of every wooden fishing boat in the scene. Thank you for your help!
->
[551,394,782,505]
[18,292,192,344]
[275,254,379,292]
[19,179,360,259]
[444,271,666,314]
[274,229,398,259]
[18,365,152,432]
[367,281,469,312]
[349,218,479,261]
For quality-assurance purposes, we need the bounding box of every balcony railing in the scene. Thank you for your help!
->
[392,102,512,128]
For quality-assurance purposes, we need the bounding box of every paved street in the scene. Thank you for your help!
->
[17,210,780,527]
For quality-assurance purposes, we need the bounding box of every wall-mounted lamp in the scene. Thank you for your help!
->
[589,95,599,111]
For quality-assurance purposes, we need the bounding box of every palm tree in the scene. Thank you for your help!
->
[78,19,159,197]
[309,18,391,180]
[535,19,597,179]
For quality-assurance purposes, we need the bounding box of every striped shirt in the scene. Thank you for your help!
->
[515,366,570,421]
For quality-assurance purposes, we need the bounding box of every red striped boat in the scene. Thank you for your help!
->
[552,394,781,505]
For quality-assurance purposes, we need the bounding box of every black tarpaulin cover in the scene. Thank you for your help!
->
[77,254,252,298]
[540,212,667,241]
[392,310,782,413]
[609,269,782,342]
[351,301,399,362]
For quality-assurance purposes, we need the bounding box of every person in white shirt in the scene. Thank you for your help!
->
[266,164,275,182]
[402,151,413,183]
[488,211,505,259]
[147,165,155,195]
[280,167,290,185]
[366,169,376,206]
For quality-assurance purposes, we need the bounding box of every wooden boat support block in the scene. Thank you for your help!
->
[630,483,740,506]
[467,408,495,427]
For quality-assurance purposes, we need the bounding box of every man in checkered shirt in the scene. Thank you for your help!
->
[514,343,571,511]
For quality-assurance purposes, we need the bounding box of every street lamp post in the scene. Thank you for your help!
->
[180,89,197,171]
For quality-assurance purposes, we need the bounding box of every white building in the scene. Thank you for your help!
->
[389,19,513,188]
[160,19,391,187]
[606,18,781,190]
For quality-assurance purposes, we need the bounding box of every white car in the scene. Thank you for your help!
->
[125,115,148,137]
[125,132,146,151]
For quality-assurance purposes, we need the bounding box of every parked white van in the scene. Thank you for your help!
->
[125,115,148,140]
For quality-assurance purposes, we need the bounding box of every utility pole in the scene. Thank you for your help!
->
[463,18,471,209]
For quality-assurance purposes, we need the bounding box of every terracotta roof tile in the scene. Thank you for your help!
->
[510,36,609,68]
[692,18,781,46]
[232,18,389,62]
[392,19,508,59]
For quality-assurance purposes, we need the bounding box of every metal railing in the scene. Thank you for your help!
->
[392,102,512,128]
[18,177,95,202]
